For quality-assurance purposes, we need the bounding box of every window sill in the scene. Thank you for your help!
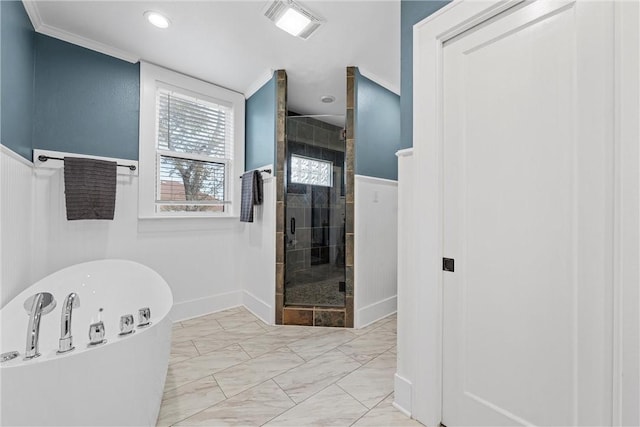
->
[138,215,239,220]
[137,214,241,233]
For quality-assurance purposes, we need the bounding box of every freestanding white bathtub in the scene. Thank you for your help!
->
[0,259,173,426]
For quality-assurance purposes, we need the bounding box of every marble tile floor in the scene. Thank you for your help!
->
[158,306,422,427]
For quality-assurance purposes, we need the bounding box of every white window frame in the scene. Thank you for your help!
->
[139,62,245,218]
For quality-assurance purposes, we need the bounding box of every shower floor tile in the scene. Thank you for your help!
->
[159,307,420,427]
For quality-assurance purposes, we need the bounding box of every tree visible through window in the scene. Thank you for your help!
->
[156,89,232,212]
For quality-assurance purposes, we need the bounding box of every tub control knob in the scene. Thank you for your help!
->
[119,314,135,335]
[138,307,151,328]
[88,321,106,346]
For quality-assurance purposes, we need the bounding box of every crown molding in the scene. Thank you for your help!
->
[356,67,400,96]
[244,69,276,99]
[21,1,139,64]
[21,0,42,29]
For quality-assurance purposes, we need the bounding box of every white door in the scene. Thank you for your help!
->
[442,1,614,425]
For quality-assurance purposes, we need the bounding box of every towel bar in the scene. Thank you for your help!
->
[239,168,271,178]
[38,155,137,171]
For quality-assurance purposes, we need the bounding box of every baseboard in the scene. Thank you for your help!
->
[171,290,243,322]
[356,295,397,328]
[243,290,274,325]
[394,373,412,417]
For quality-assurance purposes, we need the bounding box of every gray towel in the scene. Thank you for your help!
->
[63,157,117,220]
[240,170,263,223]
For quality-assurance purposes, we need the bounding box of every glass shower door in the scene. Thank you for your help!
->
[284,115,346,308]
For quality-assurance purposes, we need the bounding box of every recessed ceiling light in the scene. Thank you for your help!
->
[144,11,171,29]
[320,95,335,104]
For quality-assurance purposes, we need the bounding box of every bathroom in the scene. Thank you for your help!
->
[1,0,403,425]
[3,0,639,426]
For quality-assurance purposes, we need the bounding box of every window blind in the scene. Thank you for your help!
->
[155,88,233,212]
[157,89,233,159]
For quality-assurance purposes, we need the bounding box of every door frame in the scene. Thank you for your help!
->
[408,1,639,425]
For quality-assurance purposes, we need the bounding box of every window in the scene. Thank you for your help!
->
[139,63,245,218]
[290,154,333,187]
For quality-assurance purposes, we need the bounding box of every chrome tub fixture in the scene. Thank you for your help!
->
[24,292,56,360]
[138,307,151,328]
[119,314,135,335]
[1,351,19,363]
[88,321,106,346]
[58,292,80,354]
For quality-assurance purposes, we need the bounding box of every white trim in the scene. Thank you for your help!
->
[356,296,397,329]
[0,145,34,168]
[173,304,244,324]
[242,290,273,325]
[357,67,400,96]
[22,2,139,64]
[410,0,639,425]
[170,290,243,323]
[33,149,138,176]
[412,3,531,423]
[35,24,139,64]
[244,69,276,99]
[138,62,245,219]
[393,374,413,418]
[613,1,640,425]
[395,148,414,158]
[21,1,43,34]
[354,174,398,187]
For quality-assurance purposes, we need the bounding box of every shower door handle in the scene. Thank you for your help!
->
[290,217,296,235]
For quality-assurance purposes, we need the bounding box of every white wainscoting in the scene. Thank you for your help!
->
[2,146,277,324]
[395,148,415,415]
[238,170,276,324]
[0,146,34,308]
[171,290,243,323]
[354,174,398,328]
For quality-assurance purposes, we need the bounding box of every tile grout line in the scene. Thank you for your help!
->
[169,325,393,384]
[161,308,400,426]
[347,391,397,427]
[335,382,373,412]
[164,343,255,394]
[163,374,221,427]
[170,377,285,427]
[270,353,370,412]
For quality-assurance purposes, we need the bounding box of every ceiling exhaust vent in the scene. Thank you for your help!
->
[263,0,323,40]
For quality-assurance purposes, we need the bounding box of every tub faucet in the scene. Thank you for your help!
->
[58,293,80,354]
[24,292,56,360]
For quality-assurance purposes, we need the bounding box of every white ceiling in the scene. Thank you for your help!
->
[26,1,400,124]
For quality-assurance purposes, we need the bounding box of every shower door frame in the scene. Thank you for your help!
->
[274,67,356,327]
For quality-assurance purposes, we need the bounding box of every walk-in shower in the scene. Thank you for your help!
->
[284,114,346,308]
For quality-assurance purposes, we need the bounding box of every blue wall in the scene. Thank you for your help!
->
[355,69,400,181]
[400,0,449,149]
[33,35,140,160]
[0,2,140,162]
[245,74,276,171]
[1,1,35,160]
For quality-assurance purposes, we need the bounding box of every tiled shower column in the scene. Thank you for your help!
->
[275,70,287,325]
[344,66,355,328]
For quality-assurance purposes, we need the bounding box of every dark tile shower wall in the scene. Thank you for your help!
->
[276,68,355,328]
[285,118,346,307]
